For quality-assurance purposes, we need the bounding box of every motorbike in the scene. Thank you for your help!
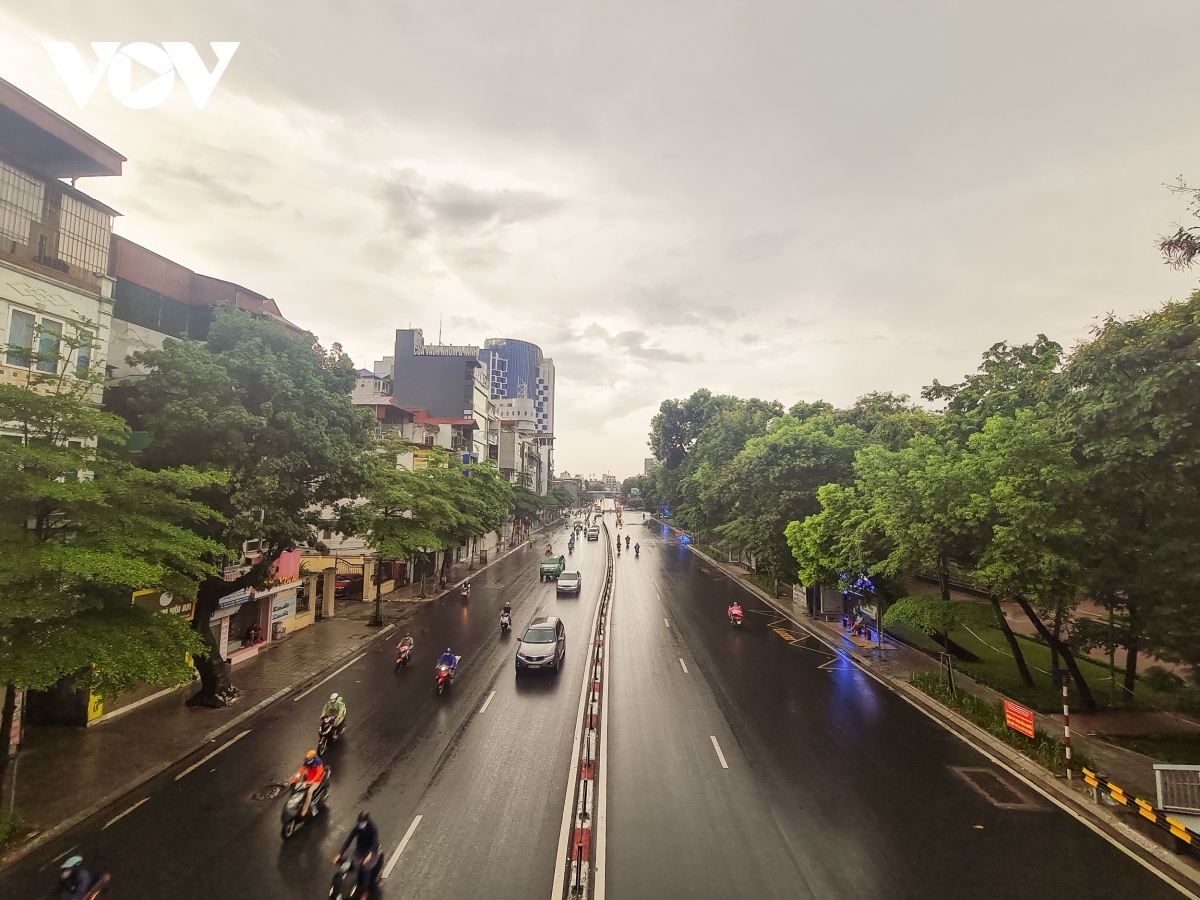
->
[281,770,330,838]
[500,610,512,633]
[435,661,457,695]
[395,643,412,671]
[729,608,744,627]
[461,583,471,601]
[634,546,640,558]
[317,713,343,756]
[330,852,384,900]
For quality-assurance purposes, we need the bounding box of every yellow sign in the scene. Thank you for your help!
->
[87,693,104,722]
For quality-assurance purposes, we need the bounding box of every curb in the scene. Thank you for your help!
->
[684,542,1200,895]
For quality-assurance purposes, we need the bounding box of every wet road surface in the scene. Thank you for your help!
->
[3,513,1191,900]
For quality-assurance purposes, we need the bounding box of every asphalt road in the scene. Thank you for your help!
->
[5,512,1192,900]
[605,520,1187,900]
[1,520,602,900]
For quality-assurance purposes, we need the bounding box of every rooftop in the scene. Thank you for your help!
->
[0,77,125,179]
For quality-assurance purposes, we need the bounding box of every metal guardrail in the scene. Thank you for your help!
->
[1083,767,1198,854]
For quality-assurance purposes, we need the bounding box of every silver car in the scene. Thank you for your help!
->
[515,616,566,673]
[556,570,582,595]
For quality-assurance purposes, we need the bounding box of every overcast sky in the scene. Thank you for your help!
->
[3,2,1199,479]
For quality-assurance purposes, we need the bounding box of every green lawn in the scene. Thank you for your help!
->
[1098,733,1200,765]
[888,618,1199,715]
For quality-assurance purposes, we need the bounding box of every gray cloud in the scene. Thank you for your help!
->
[381,169,564,240]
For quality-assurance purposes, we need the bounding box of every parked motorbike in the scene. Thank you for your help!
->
[395,643,412,671]
[281,770,330,839]
[317,714,342,756]
[435,662,456,695]
[500,610,512,633]
[330,852,384,900]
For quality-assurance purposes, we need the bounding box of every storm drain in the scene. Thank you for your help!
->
[951,767,1042,810]
[252,783,287,801]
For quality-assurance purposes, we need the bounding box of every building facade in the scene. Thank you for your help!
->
[478,337,555,434]
[0,77,123,427]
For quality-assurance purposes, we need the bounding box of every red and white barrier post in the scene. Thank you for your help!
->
[1062,673,1072,781]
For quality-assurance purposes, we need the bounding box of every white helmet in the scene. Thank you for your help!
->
[330,692,339,701]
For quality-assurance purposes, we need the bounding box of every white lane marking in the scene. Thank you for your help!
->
[50,846,78,864]
[380,624,396,637]
[292,654,365,701]
[594,596,613,900]
[664,618,670,628]
[174,729,251,781]
[679,658,689,674]
[479,690,497,714]
[102,797,149,830]
[382,814,422,880]
[710,735,729,769]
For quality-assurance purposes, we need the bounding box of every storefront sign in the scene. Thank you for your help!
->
[1003,700,1036,738]
[217,586,254,609]
[271,593,296,622]
[133,589,195,620]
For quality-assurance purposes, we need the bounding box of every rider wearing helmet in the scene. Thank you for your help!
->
[335,811,382,890]
[437,647,457,671]
[291,749,326,817]
[322,691,347,731]
[58,855,98,900]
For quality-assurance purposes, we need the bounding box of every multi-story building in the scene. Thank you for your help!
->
[603,473,619,493]
[106,235,298,381]
[387,328,491,464]
[644,458,659,475]
[0,77,123,424]
[478,338,555,492]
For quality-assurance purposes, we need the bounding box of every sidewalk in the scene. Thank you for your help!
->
[3,522,561,864]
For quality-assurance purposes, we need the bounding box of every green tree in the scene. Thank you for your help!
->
[122,305,376,706]
[545,482,574,509]
[0,321,220,803]
[963,411,1091,701]
[1059,295,1200,697]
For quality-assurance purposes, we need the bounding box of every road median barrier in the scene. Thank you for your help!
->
[1084,768,1199,856]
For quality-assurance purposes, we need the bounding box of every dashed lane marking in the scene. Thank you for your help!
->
[479,690,496,714]
[292,654,366,702]
[175,729,252,781]
[679,658,689,674]
[102,797,149,830]
[710,736,729,769]
[382,814,422,880]
[664,618,670,628]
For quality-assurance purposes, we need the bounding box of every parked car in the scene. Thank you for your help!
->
[556,571,582,594]
[515,616,566,673]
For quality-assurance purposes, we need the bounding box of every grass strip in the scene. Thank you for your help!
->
[909,671,1090,776]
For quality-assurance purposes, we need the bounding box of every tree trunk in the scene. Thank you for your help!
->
[990,596,1034,688]
[1049,605,1064,674]
[1013,595,1096,711]
[1123,641,1139,700]
[937,554,951,602]
[0,684,15,813]
[187,577,240,708]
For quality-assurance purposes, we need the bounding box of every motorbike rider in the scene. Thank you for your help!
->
[634,542,640,556]
[437,647,458,675]
[501,600,512,619]
[398,632,414,652]
[461,580,471,598]
[58,855,99,900]
[323,692,347,733]
[625,535,630,548]
[728,601,743,621]
[291,749,326,817]
[334,811,382,891]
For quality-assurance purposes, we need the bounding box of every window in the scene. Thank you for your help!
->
[36,319,62,373]
[76,330,92,377]
[57,194,111,274]
[6,309,35,366]
[322,529,332,540]
[0,161,45,244]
